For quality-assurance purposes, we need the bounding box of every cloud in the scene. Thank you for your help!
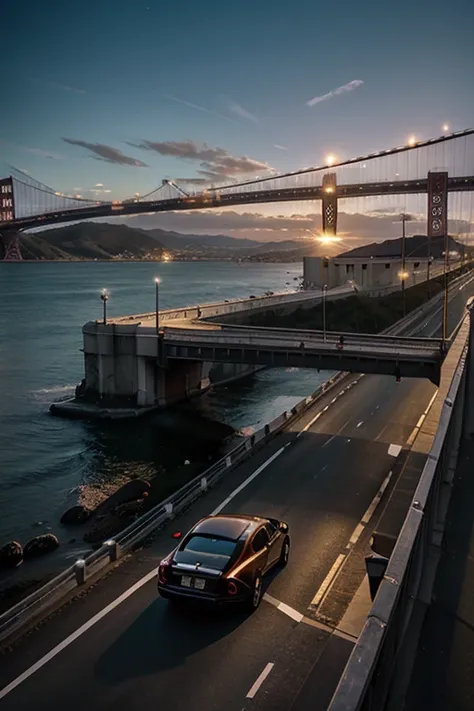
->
[0,139,64,160]
[95,183,104,187]
[226,99,258,123]
[307,80,364,107]
[162,94,239,124]
[62,138,149,167]
[23,147,65,160]
[129,139,272,181]
[47,81,87,95]
[274,144,288,151]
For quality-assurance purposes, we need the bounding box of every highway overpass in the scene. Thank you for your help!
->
[75,284,452,416]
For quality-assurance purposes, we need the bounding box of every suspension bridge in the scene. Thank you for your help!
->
[1,129,473,260]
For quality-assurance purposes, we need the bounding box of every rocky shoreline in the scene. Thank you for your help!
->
[0,406,239,615]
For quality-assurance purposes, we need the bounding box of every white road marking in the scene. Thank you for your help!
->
[309,553,346,608]
[360,471,393,526]
[211,446,287,515]
[348,523,365,547]
[263,593,304,623]
[297,410,322,438]
[406,390,438,447]
[0,569,158,700]
[277,602,304,623]
[246,662,275,699]
[0,443,291,700]
[311,465,396,611]
[387,443,402,457]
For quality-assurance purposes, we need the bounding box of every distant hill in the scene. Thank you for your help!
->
[145,229,304,253]
[26,223,166,260]
[23,222,308,261]
[146,230,262,250]
[339,234,471,260]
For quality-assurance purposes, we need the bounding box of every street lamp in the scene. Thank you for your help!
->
[100,288,108,325]
[155,277,160,333]
[322,284,328,342]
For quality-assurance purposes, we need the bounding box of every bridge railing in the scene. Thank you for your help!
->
[327,314,469,711]
[156,327,443,358]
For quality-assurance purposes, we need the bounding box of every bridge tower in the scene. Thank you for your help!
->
[0,176,20,260]
[322,173,337,236]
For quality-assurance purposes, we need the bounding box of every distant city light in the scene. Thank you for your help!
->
[442,123,450,133]
[162,254,172,262]
[407,136,417,147]
[325,154,336,166]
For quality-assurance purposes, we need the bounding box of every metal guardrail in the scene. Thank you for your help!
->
[0,285,467,646]
[327,313,470,711]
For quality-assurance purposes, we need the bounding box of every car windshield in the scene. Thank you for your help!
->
[183,535,236,558]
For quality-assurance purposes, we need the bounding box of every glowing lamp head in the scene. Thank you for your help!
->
[398,270,409,280]
[325,186,334,193]
[325,154,336,166]
[100,288,109,302]
[442,123,449,133]
[155,277,160,284]
[407,136,417,147]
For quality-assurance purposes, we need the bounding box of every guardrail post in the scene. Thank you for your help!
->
[105,539,122,562]
[225,455,232,468]
[74,559,86,585]
[200,477,208,491]
[164,503,174,518]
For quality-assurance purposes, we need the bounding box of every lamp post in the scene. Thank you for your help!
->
[155,277,160,333]
[322,284,328,342]
[100,289,108,325]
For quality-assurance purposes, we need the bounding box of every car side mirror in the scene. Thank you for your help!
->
[280,522,289,534]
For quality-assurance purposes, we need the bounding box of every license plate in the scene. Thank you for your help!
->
[181,576,205,590]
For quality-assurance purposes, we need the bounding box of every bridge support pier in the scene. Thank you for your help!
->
[80,322,205,411]
[322,173,337,236]
[1,229,22,260]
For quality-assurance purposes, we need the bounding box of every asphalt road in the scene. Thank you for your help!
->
[0,274,473,711]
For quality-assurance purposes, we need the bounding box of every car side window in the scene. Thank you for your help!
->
[265,522,277,539]
[252,528,270,552]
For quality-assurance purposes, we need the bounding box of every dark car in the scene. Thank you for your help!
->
[157,514,290,611]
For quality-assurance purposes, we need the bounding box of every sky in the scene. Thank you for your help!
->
[1,0,473,242]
